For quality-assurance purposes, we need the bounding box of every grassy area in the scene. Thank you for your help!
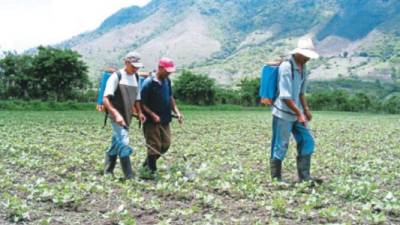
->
[0,101,269,112]
[0,110,399,224]
[0,100,94,111]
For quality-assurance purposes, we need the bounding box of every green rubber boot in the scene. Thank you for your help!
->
[296,155,323,185]
[120,156,134,180]
[104,153,117,176]
[270,159,283,181]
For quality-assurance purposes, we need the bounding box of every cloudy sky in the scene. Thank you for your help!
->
[0,0,151,52]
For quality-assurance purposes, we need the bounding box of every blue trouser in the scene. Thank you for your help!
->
[270,116,315,161]
[106,122,133,158]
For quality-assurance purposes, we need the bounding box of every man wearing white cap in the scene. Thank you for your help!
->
[102,51,146,180]
[270,38,322,184]
[139,57,183,179]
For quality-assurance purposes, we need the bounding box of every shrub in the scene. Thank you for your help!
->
[173,70,217,105]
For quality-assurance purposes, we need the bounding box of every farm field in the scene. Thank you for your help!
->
[0,110,399,225]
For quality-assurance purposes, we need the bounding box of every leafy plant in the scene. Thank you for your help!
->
[1,193,30,222]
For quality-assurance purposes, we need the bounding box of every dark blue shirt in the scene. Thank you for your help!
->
[141,76,173,124]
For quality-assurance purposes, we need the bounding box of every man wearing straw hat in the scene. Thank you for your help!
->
[140,57,183,179]
[270,37,322,184]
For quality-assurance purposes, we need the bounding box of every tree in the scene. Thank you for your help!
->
[32,46,89,101]
[383,94,400,114]
[0,52,35,99]
[308,90,351,111]
[173,70,217,105]
[348,92,372,111]
[215,88,241,105]
[238,77,260,106]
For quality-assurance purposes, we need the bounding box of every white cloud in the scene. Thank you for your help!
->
[0,0,151,52]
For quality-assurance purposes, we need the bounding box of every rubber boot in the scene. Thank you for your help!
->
[270,159,282,181]
[139,155,157,180]
[147,155,158,173]
[141,155,157,172]
[296,155,322,185]
[120,156,134,180]
[104,153,117,175]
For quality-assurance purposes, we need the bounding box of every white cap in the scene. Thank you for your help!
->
[125,51,144,68]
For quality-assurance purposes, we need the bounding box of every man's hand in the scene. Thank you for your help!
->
[115,113,126,127]
[297,113,307,123]
[283,99,307,123]
[304,108,312,121]
[139,113,146,123]
[96,104,105,112]
[177,113,184,124]
[152,113,161,123]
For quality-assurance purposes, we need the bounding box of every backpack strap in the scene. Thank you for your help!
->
[288,60,305,80]
[272,60,297,116]
[288,60,294,80]
[135,73,139,82]
[116,70,122,81]
[103,71,123,128]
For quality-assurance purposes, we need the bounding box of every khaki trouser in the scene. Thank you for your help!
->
[143,122,171,156]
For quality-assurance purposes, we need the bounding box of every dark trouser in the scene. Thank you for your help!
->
[142,122,171,172]
[143,122,171,156]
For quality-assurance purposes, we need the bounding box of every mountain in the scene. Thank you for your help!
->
[58,0,400,85]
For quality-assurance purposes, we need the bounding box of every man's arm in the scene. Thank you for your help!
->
[103,96,126,126]
[171,96,183,124]
[300,94,312,121]
[141,103,160,123]
[299,73,312,121]
[133,101,146,123]
[132,82,145,123]
[283,99,306,123]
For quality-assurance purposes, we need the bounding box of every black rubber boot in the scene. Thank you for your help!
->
[270,159,282,181]
[139,155,158,180]
[147,155,158,173]
[120,156,134,180]
[296,155,323,185]
[142,154,159,172]
[104,153,117,175]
